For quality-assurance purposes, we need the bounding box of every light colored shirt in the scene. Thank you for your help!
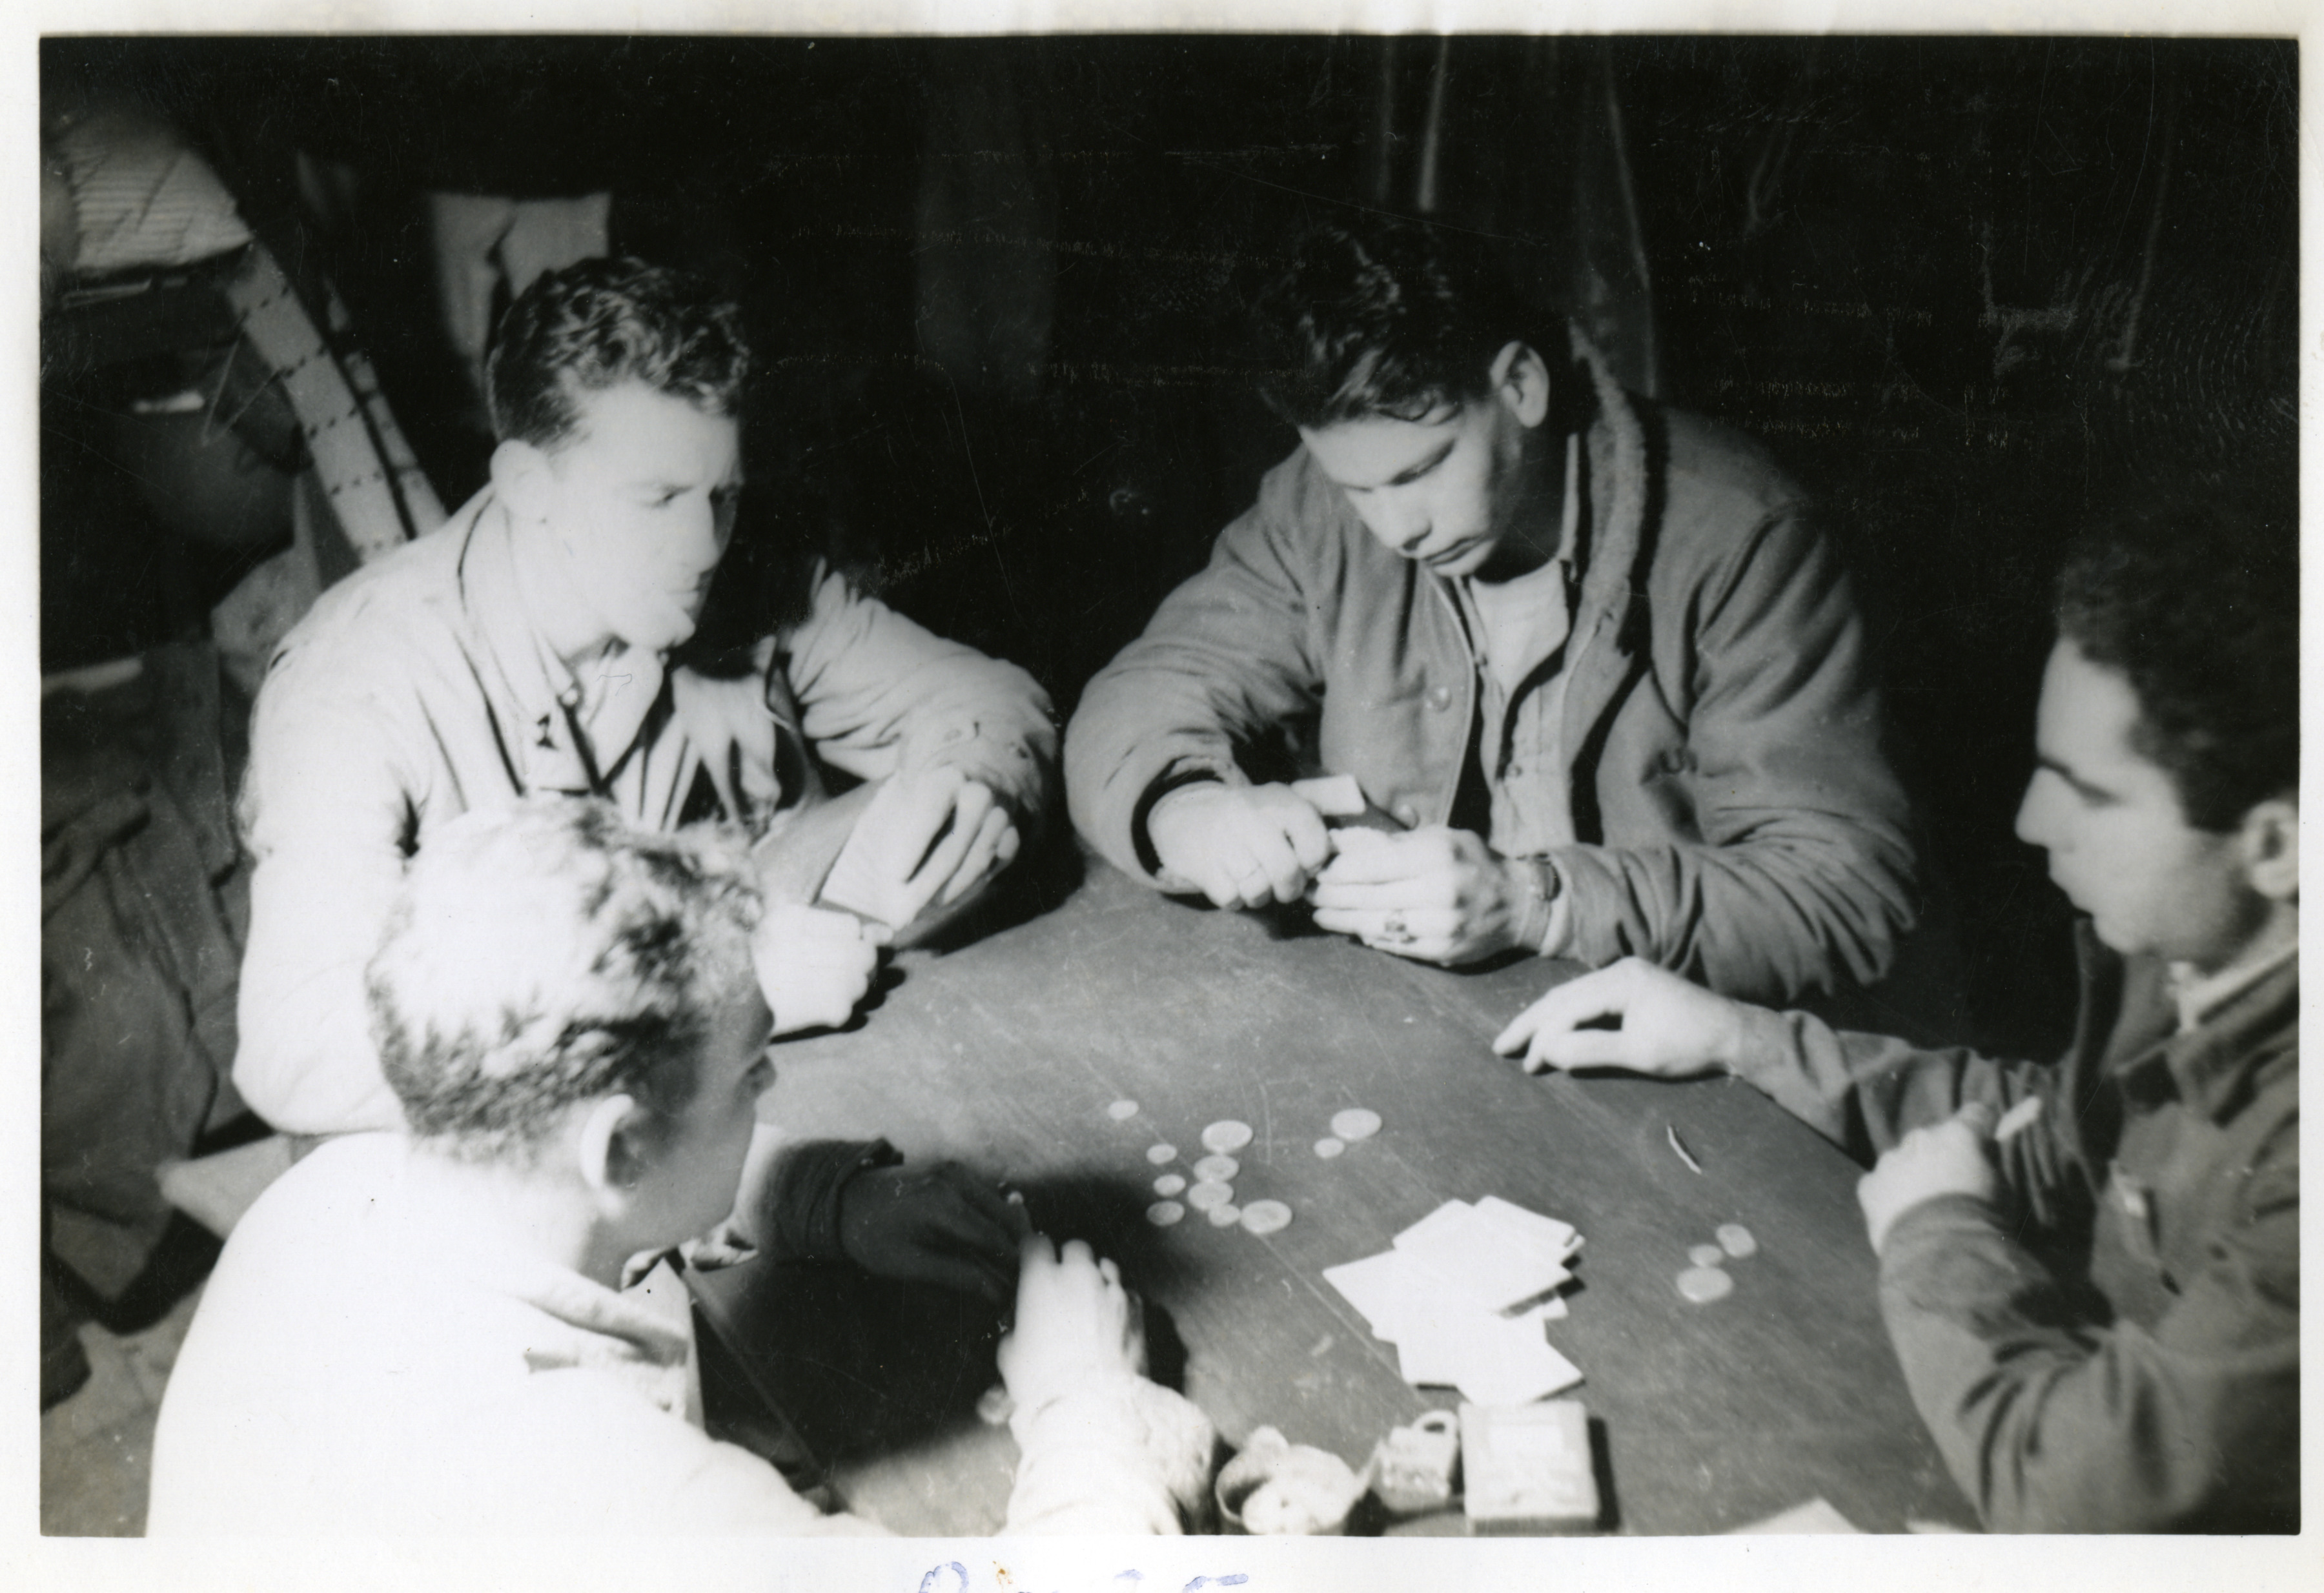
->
[1455,433,1586,864]
[150,1135,1212,1536]
[1451,435,1584,951]
[236,487,1055,1135]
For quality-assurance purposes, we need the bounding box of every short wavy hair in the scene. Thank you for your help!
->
[1252,216,1530,429]
[2055,488,2299,833]
[485,256,752,452]
[367,798,759,1164]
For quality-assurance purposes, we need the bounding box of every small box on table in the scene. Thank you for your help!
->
[1459,1399,1599,1534]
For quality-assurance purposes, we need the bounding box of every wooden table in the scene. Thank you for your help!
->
[694,857,1975,1536]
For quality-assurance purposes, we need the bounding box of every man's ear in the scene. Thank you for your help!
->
[1488,341,1553,429]
[575,1093,655,1216]
[490,438,553,523]
[2238,796,2298,904]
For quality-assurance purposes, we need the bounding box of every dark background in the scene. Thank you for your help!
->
[43,34,2299,1060]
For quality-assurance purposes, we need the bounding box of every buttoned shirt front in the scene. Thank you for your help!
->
[1451,432,1586,864]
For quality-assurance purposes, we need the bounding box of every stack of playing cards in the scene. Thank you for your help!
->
[1322,1197,1585,1406]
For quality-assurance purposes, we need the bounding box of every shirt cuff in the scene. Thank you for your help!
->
[751,1137,905,1264]
[1130,765,1233,879]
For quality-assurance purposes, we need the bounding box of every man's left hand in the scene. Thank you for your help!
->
[837,1161,1033,1301]
[824,767,1019,931]
[1308,826,1531,965]
[1857,1102,2001,1257]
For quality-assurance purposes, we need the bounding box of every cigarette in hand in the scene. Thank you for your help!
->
[1993,1096,2044,1143]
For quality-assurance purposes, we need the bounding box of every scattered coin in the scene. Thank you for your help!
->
[1194,1154,1241,1182]
[1676,1266,1735,1304]
[1208,1204,1243,1227]
[1107,1100,1139,1121]
[1689,1244,1726,1268]
[1146,1201,1186,1226]
[1186,1179,1236,1211]
[1313,1137,1346,1159]
[1329,1108,1381,1142]
[1147,1144,1178,1165]
[1154,1173,1187,1197]
[1717,1223,1758,1259]
[1201,1119,1255,1154]
[1240,1200,1294,1235]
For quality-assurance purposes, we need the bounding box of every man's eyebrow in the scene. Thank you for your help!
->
[1386,439,1456,485]
[2037,753,2115,802]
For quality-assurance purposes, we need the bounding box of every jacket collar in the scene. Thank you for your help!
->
[2159,949,2299,1124]
[1535,325,1653,770]
[2092,924,2299,1126]
[1562,323,1651,638]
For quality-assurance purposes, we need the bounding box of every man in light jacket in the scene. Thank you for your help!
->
[1068,216,1917,1004]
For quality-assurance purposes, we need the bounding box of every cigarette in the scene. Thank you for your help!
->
[1666,1124,1704,1175]
[1993,1097,2044,1143]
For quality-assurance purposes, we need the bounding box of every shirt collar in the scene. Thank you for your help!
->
[1556,430,1582,571]
[2150,940,2299,1122]
[2170,936,2299,1034]
[380,1140,696,1386]
[458,496,667,791]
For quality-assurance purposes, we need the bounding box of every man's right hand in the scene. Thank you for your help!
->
[751,901,888,1035]
[997,1233,1147,1414]
[1857,1102,2001,1256]
[1492,956,1753,1078]
[1147,782,1330,909]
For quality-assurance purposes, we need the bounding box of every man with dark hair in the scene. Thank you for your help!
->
[1496,493,2299,1530]
[152,797,1215,1534]
[238,258,1054,1145]
[1068,217,1917,1004]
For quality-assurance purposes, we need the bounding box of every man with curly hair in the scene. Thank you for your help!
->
[1497,491,2299,1530]
[153,798,1214,1534]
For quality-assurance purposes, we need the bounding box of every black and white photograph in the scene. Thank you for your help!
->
[26,10,2307,1587]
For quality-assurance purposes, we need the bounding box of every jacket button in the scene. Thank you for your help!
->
[1393,802,1419,826]
[1428,685,1454,711]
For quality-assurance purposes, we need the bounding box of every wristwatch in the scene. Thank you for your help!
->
[1513,856,1562,953]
